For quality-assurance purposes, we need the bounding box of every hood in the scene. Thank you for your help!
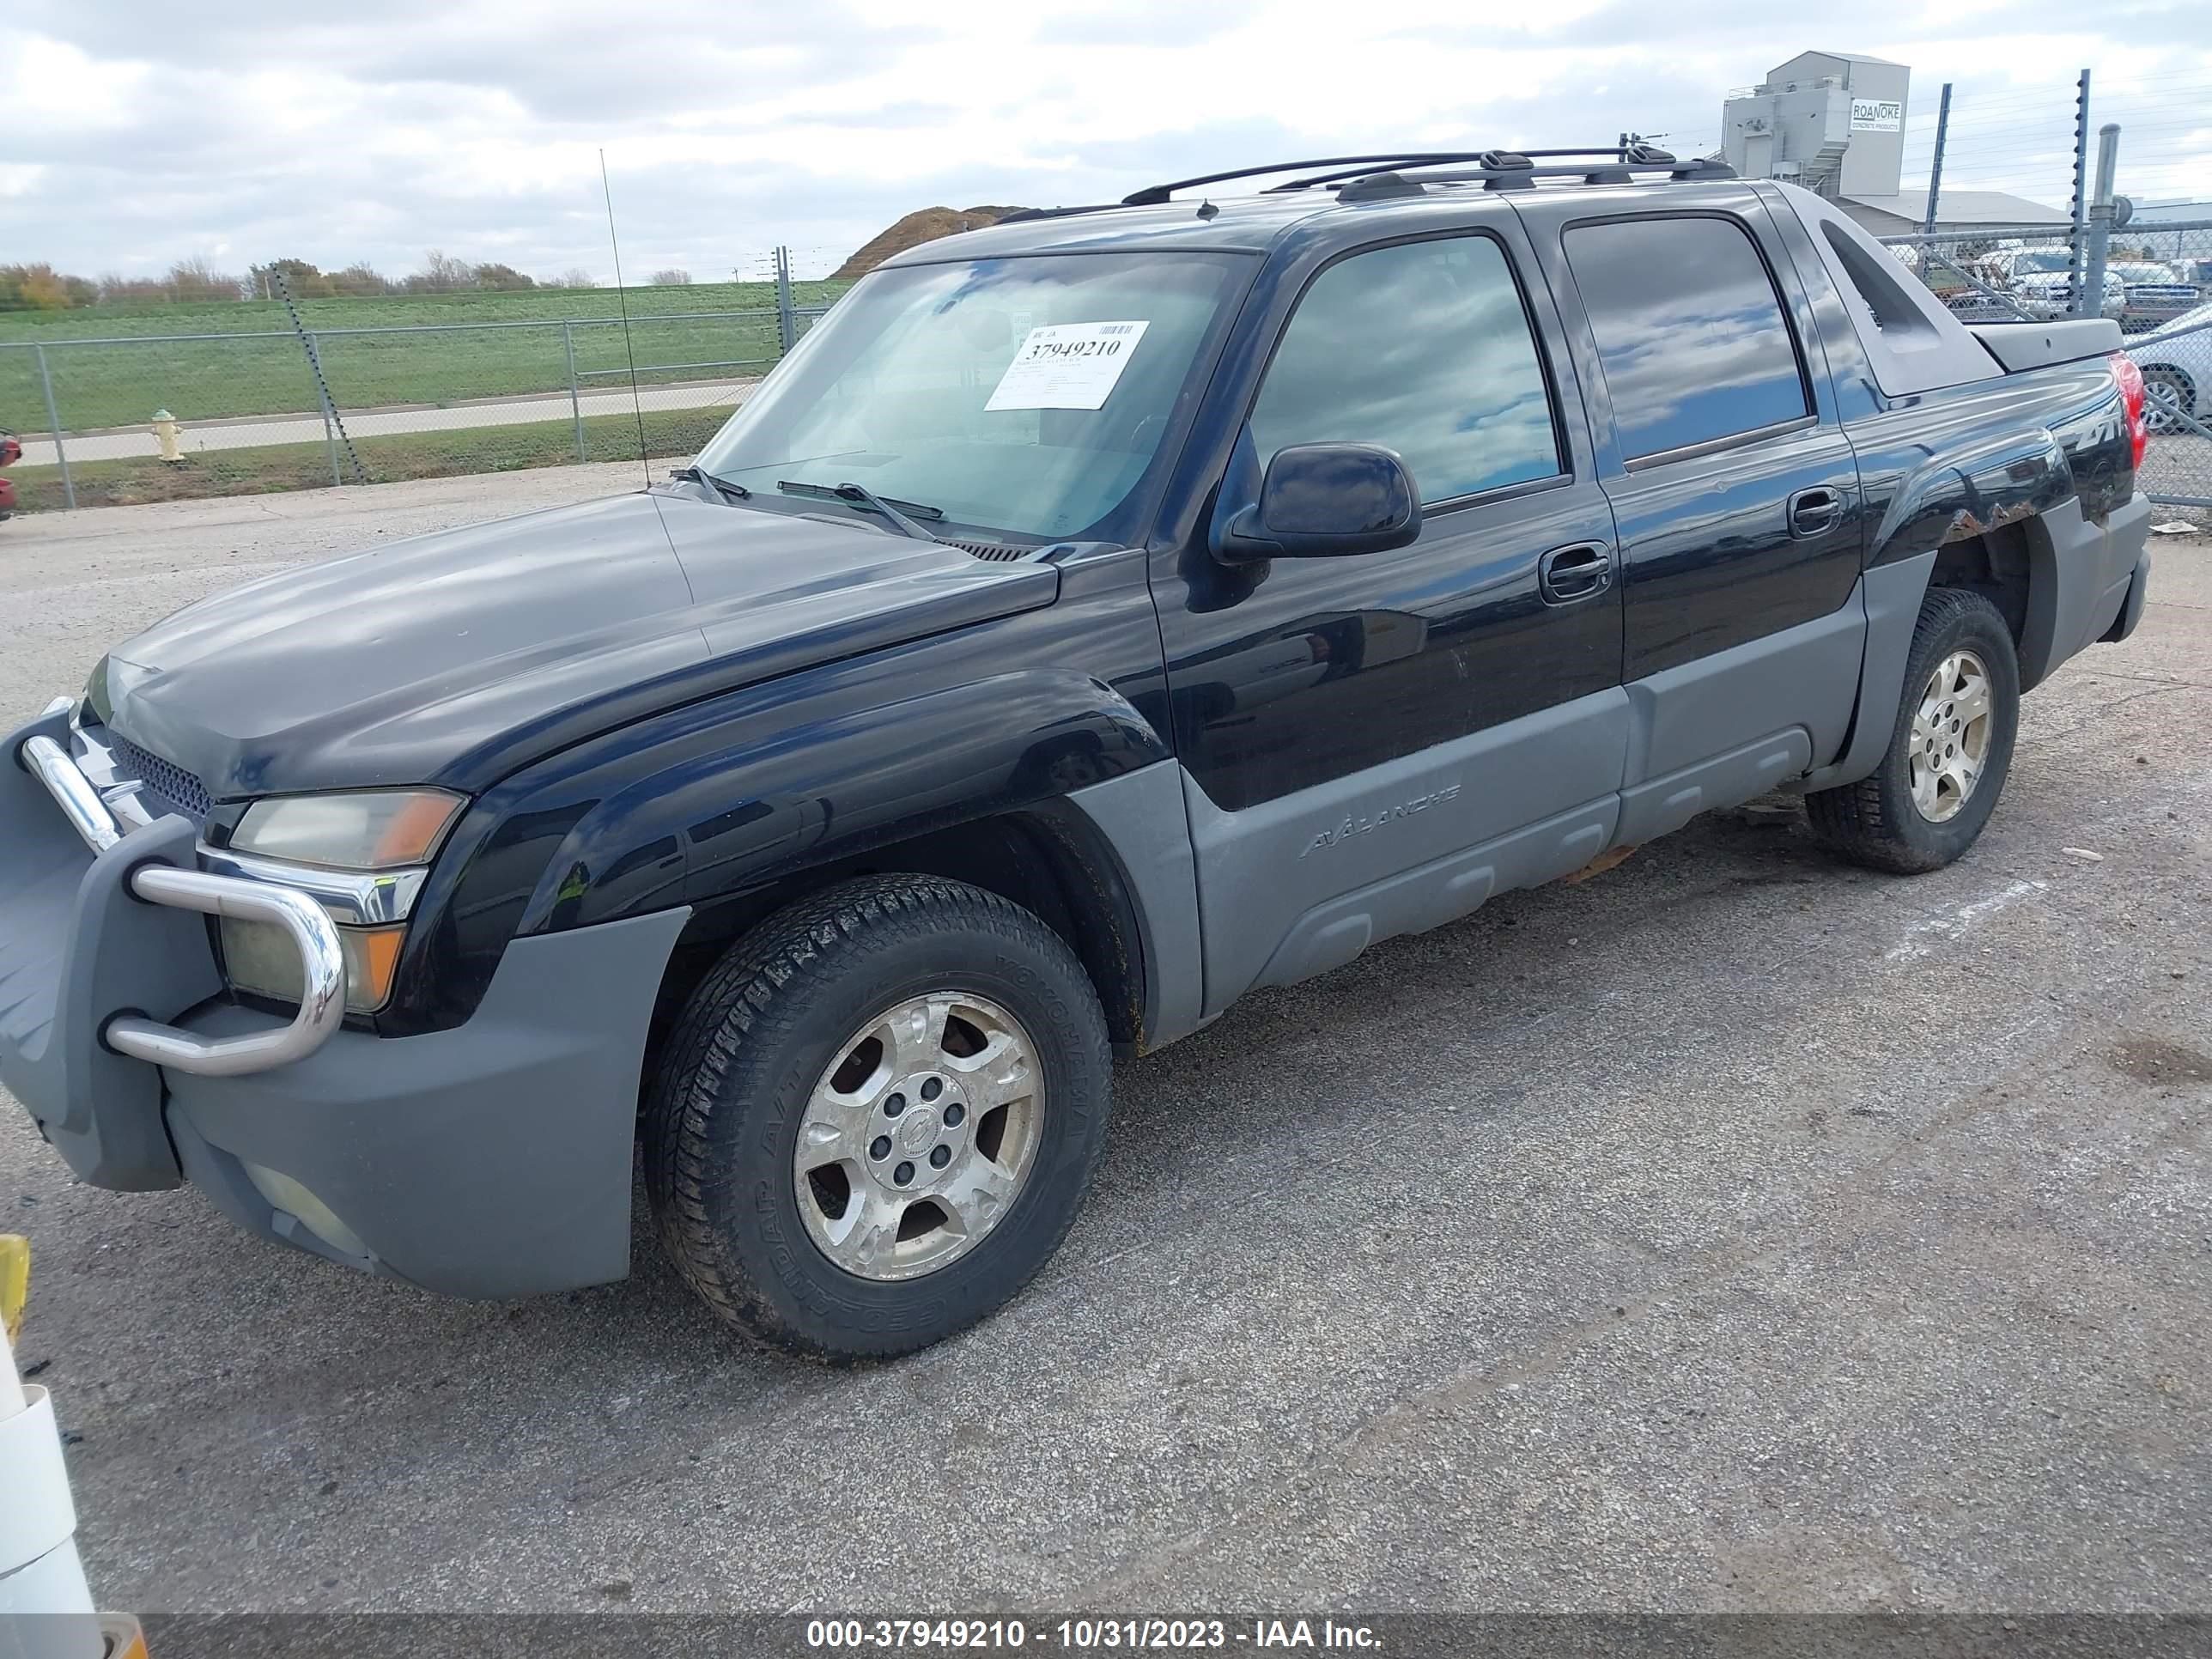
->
[92,490,1056,800]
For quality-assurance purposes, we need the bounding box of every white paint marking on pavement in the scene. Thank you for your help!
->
[1886,878,2049,962]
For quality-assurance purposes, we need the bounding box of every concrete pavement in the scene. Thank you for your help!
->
[1,470,2206,1615]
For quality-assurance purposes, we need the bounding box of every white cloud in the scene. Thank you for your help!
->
[5,0,2209,282]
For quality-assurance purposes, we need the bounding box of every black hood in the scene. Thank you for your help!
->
[91,490,1055,800]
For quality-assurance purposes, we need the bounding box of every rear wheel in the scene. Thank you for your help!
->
[1806,586,2020,874]
[643,873,1113,1359]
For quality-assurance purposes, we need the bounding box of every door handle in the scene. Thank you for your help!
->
[1538,541,1613,605]
[1788,486,1844,538]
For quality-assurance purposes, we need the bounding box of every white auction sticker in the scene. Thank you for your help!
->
[985,320,1151,411]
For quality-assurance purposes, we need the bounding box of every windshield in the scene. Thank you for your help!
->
[694,250,1254,542]
[2014,251,2074,275]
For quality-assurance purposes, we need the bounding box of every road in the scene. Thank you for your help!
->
[14,382,758,467]
[1,470,2207,1620]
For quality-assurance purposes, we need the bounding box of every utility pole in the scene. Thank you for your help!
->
[1923,82,1953,236]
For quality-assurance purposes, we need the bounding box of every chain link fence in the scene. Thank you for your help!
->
[8,149,2210,514]
[1873,216,2212,511]
[3,252,839,513]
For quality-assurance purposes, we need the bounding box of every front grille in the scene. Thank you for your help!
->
[107,733,214,818]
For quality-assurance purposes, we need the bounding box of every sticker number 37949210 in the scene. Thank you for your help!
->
[985,320,1152,411]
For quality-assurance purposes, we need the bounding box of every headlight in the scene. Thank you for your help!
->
[231,789,463,870]
[217,788,463,1014]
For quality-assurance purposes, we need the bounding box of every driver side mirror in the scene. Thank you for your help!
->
[1213,442,1422,564]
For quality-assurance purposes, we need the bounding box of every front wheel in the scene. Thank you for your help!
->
[643,873,1113,1359]
[1806,586,2021,874]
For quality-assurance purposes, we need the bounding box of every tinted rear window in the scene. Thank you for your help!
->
[1565,216,1809,460]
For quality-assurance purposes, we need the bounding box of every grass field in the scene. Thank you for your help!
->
[0,279,848,434]
[8,404,730,514]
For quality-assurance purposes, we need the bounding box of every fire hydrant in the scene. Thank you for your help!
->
[150,410,184,465]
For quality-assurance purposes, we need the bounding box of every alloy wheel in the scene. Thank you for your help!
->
[1909,648,1994,823]
[793,992,1042,1281]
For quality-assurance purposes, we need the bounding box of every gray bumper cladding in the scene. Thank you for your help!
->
[0,706,217,1191]
[3,702,691,1297]
[163,907,690,1299]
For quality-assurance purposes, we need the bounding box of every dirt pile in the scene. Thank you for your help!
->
[832,206,1032,279]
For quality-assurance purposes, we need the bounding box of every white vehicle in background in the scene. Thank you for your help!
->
[2131,301,2212,433]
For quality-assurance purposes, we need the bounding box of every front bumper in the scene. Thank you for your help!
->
[2,703,689,1297]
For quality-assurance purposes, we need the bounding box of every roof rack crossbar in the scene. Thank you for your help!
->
[1127,143,1699,204]
[1121,153,1498,206]
[1333,155,1735,200]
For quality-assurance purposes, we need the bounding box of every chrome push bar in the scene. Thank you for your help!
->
[18,731,346,1078]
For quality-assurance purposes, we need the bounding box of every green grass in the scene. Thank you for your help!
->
[8,405,732,514]
[0,280,848,433]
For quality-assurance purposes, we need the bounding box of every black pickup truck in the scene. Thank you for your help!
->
[2,148,2154,1358]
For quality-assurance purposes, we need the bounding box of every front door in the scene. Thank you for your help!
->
[1149,222,1632,1012]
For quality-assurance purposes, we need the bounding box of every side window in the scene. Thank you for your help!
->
[1249,235,1561,504]
[1565,216,1810,461]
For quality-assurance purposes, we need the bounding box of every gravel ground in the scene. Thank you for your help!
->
[2,471,2208,1616]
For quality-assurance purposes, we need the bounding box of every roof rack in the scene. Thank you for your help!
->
[1121,154,1498,206]
[1120,143,1732,207]
[1336,150,1737,201]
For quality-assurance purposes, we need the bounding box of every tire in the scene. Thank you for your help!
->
[643,873,1113,1360]
[1805,586,2021,875]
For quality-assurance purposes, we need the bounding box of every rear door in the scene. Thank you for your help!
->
[1516,192,1868,842]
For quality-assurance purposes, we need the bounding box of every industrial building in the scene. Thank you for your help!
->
[1722,50,2068,233]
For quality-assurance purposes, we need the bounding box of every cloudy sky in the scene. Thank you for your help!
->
[9,0,2209,284]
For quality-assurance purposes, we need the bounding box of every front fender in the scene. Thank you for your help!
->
[379,558,1176,1038]
[529,665,1168,933]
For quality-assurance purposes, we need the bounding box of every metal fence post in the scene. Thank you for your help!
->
[309,333,341,488]
[33,344,76,511]
[2083,123,2119,328]
[1923,82,1952,235]
[563,322,586,461]
[774,246,797,356]
[2068,69,2093,317]
[276,271,366,485]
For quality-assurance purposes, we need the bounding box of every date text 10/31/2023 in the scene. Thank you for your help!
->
[804,1618,1383,1650]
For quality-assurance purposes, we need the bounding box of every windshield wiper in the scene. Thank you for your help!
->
[668,465,750,503]
[776,478,945,540]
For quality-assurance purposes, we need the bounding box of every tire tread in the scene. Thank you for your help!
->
[1806,584,2017,874]
[642,873,1109,1358]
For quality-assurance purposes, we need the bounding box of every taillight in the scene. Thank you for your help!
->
[2110,351,2148,471]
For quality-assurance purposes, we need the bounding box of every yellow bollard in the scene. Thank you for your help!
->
[151,410,185,465]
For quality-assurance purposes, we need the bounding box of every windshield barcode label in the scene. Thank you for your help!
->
[986,320,1152,410]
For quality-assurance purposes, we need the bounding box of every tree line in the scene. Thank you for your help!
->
[0,253,697,311]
